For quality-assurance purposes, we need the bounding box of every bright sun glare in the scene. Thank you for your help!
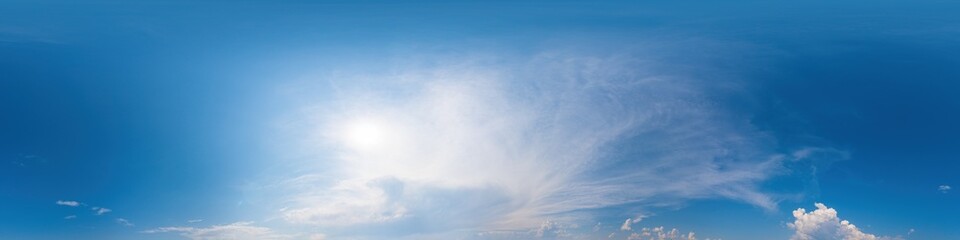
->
[345,120,384,150]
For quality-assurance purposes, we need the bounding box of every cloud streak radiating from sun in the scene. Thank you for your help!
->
[261,49,815,238]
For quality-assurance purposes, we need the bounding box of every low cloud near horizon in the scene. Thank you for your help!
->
[789,203,890,240]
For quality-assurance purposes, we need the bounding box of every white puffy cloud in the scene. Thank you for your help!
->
[143,222,290,240]
[56,200,80,207]
[789,203,888,240]
[939,185,951,193]
[535,221,571,238]
[621,216,648,232]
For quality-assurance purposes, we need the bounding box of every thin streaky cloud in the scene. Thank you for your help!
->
[92,207,111,215]
[623,226,695,240]
[143,221,291,240]
[116,218,134,227]
[55,200,80,207]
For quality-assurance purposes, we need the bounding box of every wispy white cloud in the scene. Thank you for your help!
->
[262,50,836,237]
[92,207,111,215]
[789,203,889,240]
[116,218,134,227]
[188,219,204,223]
[0,26,64,44]
[624,226,696,240]
[11,155,47,167]
[56,200,80,207]
[938,185,951,193]
[64,215,77,220]
[143,221,290,240]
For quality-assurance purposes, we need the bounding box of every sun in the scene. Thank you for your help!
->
[344,120,385,150]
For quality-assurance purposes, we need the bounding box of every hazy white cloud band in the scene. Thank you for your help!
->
[262,50,823,238]
[143,222,291,240]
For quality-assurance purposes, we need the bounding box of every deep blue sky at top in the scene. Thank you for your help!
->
[1,1,959,239]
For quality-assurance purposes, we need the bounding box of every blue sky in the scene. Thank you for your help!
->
[1,1,959,239]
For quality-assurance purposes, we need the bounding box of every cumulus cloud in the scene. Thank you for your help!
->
[621,219,633,231]
[535,221,571,238]
[92,207,111,215]
[56,200,80,207]
[264,50,832,237]
[789,203,888,240]
[143,221,289,240]
[938,185,951,193]
[621,215,651,232]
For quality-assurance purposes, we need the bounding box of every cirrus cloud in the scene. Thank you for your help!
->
[262,49,836,238]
